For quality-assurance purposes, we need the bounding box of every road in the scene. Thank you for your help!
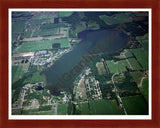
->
[54,103,58,115]
[112,73,127,115]
[20,90,26,109]
[139,77,146,88]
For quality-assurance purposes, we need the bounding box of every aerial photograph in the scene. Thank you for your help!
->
[11,10,149,116]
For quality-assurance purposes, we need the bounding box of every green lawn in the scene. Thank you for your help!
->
[59,12,73,17]
[89,99,124,115]
[99,13,132,25]
[122,95,148,115]
[12,65,24,84]
[57,103,68,115]
[106,60,129,73]
[17,38,70,52]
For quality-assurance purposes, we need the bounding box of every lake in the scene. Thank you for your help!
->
[42,29,129,95]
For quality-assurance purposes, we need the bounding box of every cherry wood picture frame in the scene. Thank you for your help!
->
[0,0,160,128]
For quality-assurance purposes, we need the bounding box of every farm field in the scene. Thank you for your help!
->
[128,57,142,70]
[53,38,70,48]
[130,48,148,70]
[32,23,67,37]
[124,50,133,58]
[122,95,148,115]
[57,104,68,115]
[59,12,73,17]
[89,99,124,115]
[136,34,148,52]
[12,65,25,84]
[79,102,90,115]
[99,13,132,25]
[17,38,70,53]
[130,71,144,85]
[32,26,58,37]
[96,62,106,75]
[12,21,26,34]
[23,71,43,84]
[140,78,149,102]
[106,59,129,73]
[21,106,54,115]
[12,33,18,42]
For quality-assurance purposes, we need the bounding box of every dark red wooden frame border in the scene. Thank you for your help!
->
[0,0,160,128]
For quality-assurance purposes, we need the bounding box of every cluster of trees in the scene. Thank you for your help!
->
[116,72,141,97]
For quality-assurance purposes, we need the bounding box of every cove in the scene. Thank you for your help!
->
[42,29,129,95]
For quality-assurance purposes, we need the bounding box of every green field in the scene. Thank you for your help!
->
[130,48,148,70]
[23,71,43,84]
[59,12,73,17]
[32,23,67,37]
[140,78,149,102]
[124,50,133,58]
[130,71,144,85]
[106,60,129,73]
[96,62,106,75]
[136,34,148,52]
[128,57,142,70]
[21,106,55,115]
[89,99,124,115]
[122,95,148,115]
[99,13,132,25]
[87,20,100,30]
[79,102,91,115]
[53,38,70,48]
[32,27,58,37]
[17,38,70,52]
[57,104,68,115]
[12,33,18,42]
[12,20,26,42]
[12,65,24,84]
[12,21,26,34]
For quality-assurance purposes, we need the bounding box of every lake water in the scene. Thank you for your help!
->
[42,29,129,95]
